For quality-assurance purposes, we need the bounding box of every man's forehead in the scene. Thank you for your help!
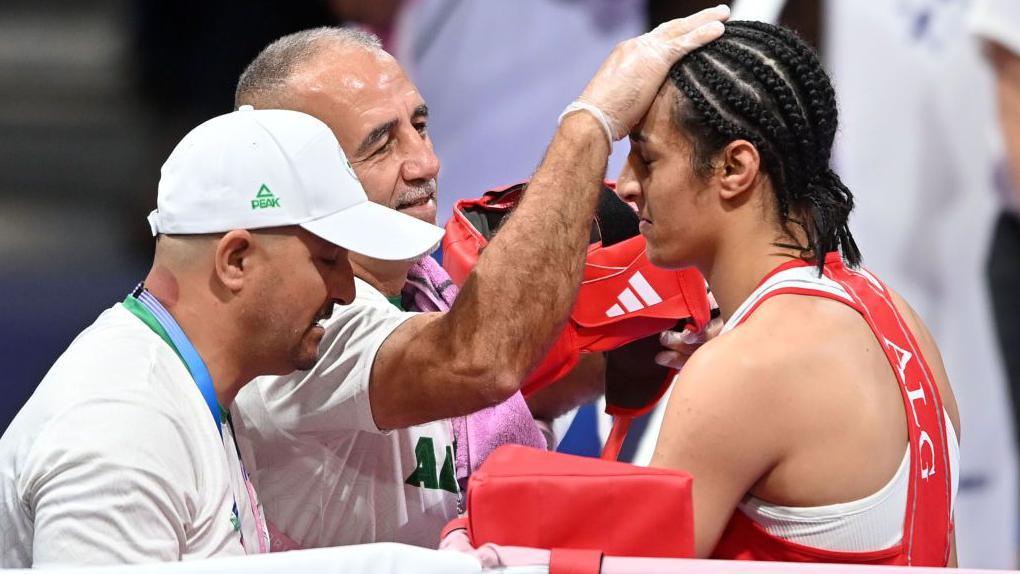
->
[282,49,422,146]
[295,46,416,99]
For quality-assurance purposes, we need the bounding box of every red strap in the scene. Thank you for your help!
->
[601,416,632,461]
[440,516,470,542]
[823,261,951,564]
[550,548,604,574]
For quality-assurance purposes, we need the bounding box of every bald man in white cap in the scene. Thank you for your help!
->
[0,107,443,567]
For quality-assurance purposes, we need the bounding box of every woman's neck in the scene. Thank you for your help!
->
[705,233,806,324]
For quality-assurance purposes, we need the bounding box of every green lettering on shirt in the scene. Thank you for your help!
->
[405,436,459,494]
[439,444,458,494]
[406,437,439,489]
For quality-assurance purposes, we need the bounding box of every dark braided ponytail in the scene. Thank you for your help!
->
[668,21,861,272]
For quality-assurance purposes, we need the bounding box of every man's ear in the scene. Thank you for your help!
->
[717,139,761,201]
[214,229,254,292]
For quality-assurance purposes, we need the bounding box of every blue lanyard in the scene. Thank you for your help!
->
[125,285,264,550]
[133,289,222,431]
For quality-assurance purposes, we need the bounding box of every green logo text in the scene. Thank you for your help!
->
[405,436,458,494]
[251,184,281,210]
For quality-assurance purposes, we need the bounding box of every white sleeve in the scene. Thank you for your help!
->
[248,299,419,435]
[21,396,199,566]
[969,0,1020,56]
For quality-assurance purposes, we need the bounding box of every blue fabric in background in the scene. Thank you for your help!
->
[556,402,655,462]
[556,402,602,458]
[0,266,144,433]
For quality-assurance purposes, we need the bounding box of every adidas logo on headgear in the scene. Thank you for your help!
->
[605,271,663,317]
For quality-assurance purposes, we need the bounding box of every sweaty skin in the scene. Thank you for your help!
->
[145,229,354,407]
[369,114,610,428]
[253,8,729,430]
[621,85,961,559]
[289,48,441,296]
[278,48,609,429]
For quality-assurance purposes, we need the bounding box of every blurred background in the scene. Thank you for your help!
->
[1,0,1017,568]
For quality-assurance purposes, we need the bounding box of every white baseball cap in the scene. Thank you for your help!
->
[148,107,444,261]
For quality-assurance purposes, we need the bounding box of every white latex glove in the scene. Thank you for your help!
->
[564,4,730,142]
[655,316,724,370]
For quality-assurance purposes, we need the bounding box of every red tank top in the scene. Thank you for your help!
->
[710,253,953,566]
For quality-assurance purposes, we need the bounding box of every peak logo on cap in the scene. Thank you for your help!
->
[251,183,281,210]
[149,108,444,259]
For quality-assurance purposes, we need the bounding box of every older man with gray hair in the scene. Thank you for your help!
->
[231,8,729,550]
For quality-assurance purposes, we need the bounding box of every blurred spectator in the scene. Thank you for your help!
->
[826,1,1015,567]
[971,0,1020,519]
[649,0,820,50]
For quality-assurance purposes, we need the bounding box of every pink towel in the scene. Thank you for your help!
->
[402,257,548,489]
[401,255,460,314]
[452,395,549,490]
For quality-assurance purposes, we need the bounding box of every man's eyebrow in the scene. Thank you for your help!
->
[412,104,429,119]
[356,118,398,157]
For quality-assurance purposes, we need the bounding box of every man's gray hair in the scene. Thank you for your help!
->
[235,27,383,109]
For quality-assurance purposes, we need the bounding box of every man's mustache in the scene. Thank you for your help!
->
[395,181,437,208]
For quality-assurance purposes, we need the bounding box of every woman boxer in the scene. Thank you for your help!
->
[621,21,961,565]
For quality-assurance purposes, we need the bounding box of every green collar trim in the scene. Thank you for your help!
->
[122,295,186,366]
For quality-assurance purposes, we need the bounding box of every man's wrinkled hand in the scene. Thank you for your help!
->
[568,4,729,142]
[655,316,724,370]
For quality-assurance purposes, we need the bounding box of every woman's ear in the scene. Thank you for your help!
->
[717,139,761,200]
[214,229,254,292]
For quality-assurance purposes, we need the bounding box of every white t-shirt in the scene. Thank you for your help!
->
[0,304,265,567]
[234,277,459,550]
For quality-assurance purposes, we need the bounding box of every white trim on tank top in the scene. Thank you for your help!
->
[740,411,959,552]
[723,264,961,552]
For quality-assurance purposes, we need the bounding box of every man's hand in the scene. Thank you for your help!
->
[655,316,724,370]
[369,8,727,429]
[572,5,729,141]
[526,353,607,422]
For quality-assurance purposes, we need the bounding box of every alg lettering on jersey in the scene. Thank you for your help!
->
[885,338,937,480]
[405,436,458,494]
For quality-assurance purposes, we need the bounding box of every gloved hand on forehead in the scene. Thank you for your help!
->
[564,4,729,142]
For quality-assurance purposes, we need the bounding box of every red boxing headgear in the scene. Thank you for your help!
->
[443,182,712,413]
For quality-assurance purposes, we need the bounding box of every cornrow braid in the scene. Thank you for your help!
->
[668,21,861,272]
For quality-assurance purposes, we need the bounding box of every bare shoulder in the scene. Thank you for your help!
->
[703,294,858,384]
[697,295,895,434]
[670,295,847,407]
[657,319,798,460]
[652,308,800,551]
[736,292,862,348]
[654,322,789,484]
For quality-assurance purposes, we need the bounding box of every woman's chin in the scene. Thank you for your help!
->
[647,247,692,271]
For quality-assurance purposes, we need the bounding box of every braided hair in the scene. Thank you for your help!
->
[668,21,860,272]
